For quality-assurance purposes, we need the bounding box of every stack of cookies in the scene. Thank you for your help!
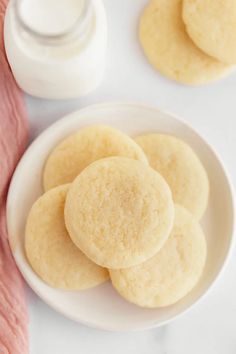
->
[25,125,209,308]
[139,0,236,85]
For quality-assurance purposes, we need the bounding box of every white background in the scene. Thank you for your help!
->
[25,0,236,353]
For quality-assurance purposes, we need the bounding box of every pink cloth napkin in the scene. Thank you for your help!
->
[0,0,29,353]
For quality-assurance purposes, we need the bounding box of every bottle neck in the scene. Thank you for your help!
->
[12,0,94,46]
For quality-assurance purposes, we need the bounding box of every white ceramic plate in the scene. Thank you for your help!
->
[7,102,235,331]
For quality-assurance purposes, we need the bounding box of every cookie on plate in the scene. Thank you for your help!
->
[65,157,174,269]
[110,205,207,308]
[43,125,148,191]
[183,0,236,64]
[25,184,109,289]
[139,0,231,85]
[135,133,209,219]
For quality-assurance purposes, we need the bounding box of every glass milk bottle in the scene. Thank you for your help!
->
[4,0,107,99]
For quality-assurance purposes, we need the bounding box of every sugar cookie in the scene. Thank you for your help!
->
[43,125,148,191]
[25,184,109,289]
[183,0,236,64]
[110,205,207,308]
[135,134,209,219]
[65,157,174,269]
[139,0,231,85]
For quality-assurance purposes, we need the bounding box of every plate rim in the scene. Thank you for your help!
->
[7,101,236,331]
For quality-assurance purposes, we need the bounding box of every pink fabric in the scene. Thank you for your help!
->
[0,0,29,353]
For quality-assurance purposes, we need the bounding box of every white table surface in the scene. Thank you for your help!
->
[25,0,236,353]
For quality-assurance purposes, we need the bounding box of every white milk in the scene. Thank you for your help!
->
[19,0,85,36]
[4,0,107,99]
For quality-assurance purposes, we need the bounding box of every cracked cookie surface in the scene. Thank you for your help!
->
[110,205,207,308]
[25,184,109,289]
[139,0,231,84]
[65,157,174,269]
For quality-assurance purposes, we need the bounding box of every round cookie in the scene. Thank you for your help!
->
[43,125,148,191]
[139,0,231,85]
[65,157,174,269]
[183,0,236,64]
[135,134,209,220]
[25,184,109,289]
[110,205,207,308]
